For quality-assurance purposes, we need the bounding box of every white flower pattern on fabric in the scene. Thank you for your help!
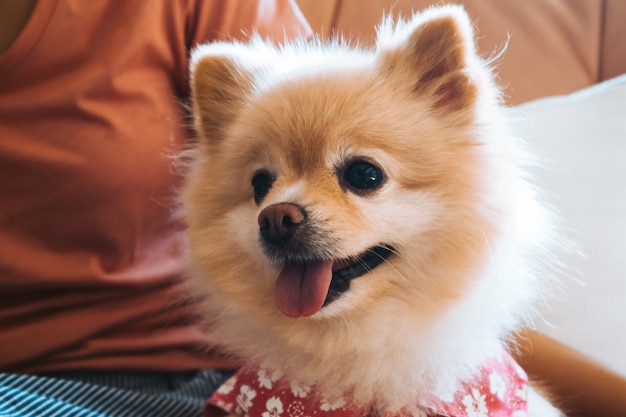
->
[489,371,506,399]
[216,375,237,395]
[462,388,488,417]
[320,395,346,411]
[286,401,305,417]
[258,368,284,390]
[289,380,312,398]
[236,384,257,416]
[262,396,284,417]
[208,348,530,417]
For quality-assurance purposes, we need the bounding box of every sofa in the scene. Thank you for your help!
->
[297,0,626,104]
[296,0,626,377]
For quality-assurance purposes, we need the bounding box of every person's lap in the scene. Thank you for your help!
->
[0,369,232,417]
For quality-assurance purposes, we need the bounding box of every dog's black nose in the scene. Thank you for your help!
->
[258,203,305,246]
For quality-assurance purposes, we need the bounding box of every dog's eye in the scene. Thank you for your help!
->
[342,160,384,193]
[252,171,275,204]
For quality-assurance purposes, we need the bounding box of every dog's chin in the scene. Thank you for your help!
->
[325,245,394,306]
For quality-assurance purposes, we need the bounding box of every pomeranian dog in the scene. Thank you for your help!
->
[184,5,563,417]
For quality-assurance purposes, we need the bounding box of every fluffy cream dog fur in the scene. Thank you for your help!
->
[184,5,563,416]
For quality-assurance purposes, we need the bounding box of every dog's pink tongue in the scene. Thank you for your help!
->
[274,260,333,318]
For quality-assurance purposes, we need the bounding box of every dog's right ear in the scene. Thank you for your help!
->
[190,44,258,142]
[376,6,482,112]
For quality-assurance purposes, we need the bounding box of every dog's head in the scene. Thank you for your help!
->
[185,6,548,342]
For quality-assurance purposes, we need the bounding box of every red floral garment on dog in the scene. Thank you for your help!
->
[205,349,529,417]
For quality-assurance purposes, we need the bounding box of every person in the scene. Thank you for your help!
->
[0,1,310,416]
[1,1,625,417]
[513,329,626,417]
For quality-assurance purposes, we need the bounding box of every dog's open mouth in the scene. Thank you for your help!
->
[274,245,393,318]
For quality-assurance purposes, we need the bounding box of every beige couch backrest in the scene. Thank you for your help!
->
[297,0,626,104]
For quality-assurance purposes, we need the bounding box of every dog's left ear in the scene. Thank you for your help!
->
[377,6,480,110]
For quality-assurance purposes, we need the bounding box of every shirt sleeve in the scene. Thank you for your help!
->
[185,0,312,48]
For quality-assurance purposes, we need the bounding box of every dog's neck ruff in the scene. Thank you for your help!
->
[205,348,528,417]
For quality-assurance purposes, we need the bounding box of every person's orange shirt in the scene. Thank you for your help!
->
[0,0,310,374]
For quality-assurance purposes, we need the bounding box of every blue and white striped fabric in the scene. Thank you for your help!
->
[0,369,232,417]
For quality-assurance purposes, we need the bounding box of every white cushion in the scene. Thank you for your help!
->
[514,74,626,375]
